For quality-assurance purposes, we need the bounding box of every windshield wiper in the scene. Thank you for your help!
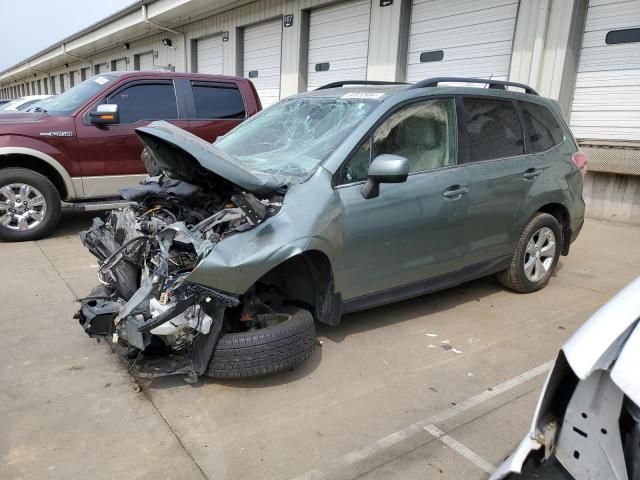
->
[32,106,48,113]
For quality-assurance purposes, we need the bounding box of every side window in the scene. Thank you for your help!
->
[192,83,246,119]
[341,98,457,184]
[107,83,178,124]
[464,98,524,162]
[519,101,564,152]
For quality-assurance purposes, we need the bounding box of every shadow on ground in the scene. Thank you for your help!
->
[49,211,99,238]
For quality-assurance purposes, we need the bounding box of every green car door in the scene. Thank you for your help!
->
[455,97,545,266]
[334,98,473,301]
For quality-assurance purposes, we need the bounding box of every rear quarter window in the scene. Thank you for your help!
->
[192,82,246,119]
[519,101,565,152]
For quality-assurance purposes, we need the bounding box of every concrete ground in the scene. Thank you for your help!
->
[1,213,639,480]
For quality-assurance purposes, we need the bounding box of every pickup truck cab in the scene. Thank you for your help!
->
[0,71,261,241]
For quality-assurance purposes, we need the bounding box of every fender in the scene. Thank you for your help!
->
[186,235,340,295]
[0,146,78,200]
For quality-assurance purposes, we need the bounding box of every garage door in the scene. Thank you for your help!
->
[137,52,154,71]
[307,0,372,90]
[113,58,127,71]
[570,0,640,141]
[407,0,519,83]
[244,19,282,108]
[196,35,223,74]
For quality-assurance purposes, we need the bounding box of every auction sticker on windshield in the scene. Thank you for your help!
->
[341,92,385,99]
[94,77,110,85]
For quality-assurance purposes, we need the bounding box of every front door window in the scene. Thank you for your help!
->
[341,98,457,184]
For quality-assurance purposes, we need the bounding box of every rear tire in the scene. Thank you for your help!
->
[0,168,61,242]
[207,307,316,379]
[497,213,562,293]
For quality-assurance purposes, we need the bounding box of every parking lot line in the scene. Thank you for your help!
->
[291,360,553,480]
[424,424,496,474]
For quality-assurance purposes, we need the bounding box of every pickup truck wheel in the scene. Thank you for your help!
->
[0,168,61,242]
[207,307,316,379]
[497,213,562,293]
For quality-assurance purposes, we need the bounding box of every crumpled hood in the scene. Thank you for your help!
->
[0,112,48,124]
[135,121,287,194]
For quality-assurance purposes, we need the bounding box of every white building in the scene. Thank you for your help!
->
[1,0,639,221]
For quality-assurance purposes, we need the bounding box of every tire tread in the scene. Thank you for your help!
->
[207,307,316,379]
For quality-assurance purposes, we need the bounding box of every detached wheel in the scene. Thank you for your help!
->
[207,307,316,379]
[498,213,562,293]
[0,168,61,242]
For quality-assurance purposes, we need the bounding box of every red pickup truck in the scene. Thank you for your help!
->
[0,71,262,241]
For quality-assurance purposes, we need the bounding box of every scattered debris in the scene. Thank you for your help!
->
[425,332,438,337]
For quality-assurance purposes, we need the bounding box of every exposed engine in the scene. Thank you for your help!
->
[76,174,283,382]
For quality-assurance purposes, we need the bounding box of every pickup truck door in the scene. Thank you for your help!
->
[184,80,247,143]
[74,79,189,198]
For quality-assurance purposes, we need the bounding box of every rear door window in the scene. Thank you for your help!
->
[463,98,524,162]
[107,82,178,124]
[519,101,564,152]
[191,82,246,119]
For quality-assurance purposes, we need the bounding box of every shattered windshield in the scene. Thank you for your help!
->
[215,97,377,177]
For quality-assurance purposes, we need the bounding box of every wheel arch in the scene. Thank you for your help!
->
[0,147,77,200]
[536,203,571,255]
[253,249,344,326]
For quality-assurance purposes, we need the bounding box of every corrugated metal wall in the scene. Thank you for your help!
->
[570,0,640,141]
[0,0,637,165]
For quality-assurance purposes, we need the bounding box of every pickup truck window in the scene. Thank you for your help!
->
[107,83,178,124]
[192,82,245,119]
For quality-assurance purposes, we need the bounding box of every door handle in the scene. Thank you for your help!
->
[442,185,469,199]
[523,168,542,179]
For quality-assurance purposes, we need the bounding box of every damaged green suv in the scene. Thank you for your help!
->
[77,78,586,382]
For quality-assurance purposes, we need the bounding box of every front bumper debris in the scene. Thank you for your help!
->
[75,175,281,382]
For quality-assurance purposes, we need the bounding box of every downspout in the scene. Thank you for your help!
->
[142,4,187,71]
[61,43,94,74]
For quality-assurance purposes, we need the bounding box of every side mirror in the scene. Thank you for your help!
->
[89,104,119,125]
[361,154,409,199]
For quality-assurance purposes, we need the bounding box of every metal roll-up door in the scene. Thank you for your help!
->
[196,35,223,74]
[137,52,154,71]
[570,0,640,141]
[243,18,283,107]
[307,0,372,90]
[113,58,127,71]
[407,0,519,83]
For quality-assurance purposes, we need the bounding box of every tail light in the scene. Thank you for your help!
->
[572,151,587,178]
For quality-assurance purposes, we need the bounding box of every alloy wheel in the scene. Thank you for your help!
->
[523,226,556,282]
[0,183,48,231]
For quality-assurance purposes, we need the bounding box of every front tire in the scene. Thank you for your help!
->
[207,307,316,379]
[0,168,61,242]
[497,213,562,293]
